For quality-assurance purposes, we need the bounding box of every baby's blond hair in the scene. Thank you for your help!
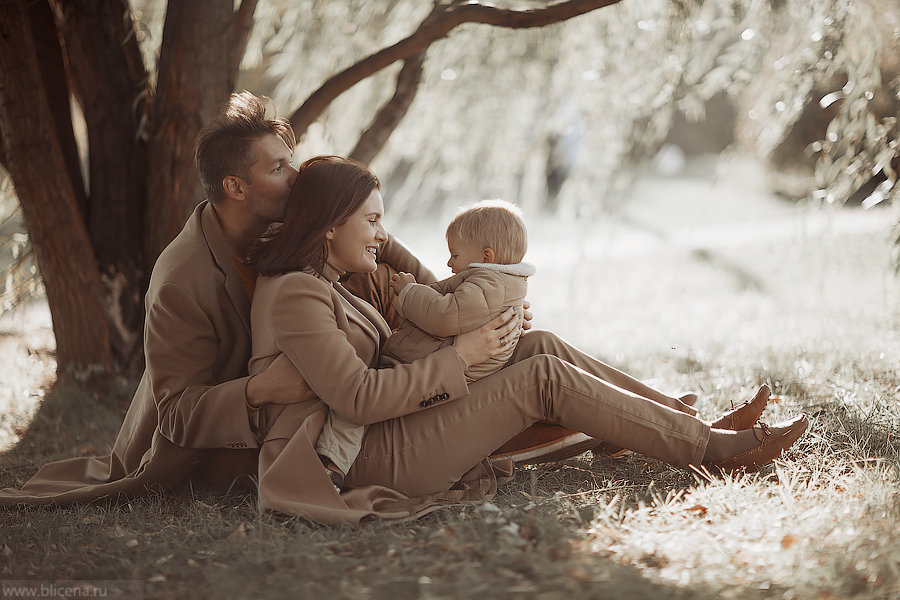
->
[445,199,527,264]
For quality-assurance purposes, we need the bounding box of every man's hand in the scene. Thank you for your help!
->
[452,307,521,367]
[246,353,313,408]
[390,271,417,295]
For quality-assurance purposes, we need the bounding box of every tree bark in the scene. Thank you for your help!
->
[144,0,249,267]
[350,53,426,166]
[26,0,87,223]
[52,0,150,366]
[289,0,622,137]
[0,0,113,374]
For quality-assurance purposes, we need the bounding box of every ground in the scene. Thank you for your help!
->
[1,155,898,599]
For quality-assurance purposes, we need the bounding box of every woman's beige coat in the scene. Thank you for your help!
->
[249,268,512,524]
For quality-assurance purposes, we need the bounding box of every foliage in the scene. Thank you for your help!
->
[126,0,899,217]
[0,172,39,313]
[245,0,898,217]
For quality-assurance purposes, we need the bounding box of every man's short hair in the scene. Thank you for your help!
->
[445,199,528,264]
[194,91,296,204]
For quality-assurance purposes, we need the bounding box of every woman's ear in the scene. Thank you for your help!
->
[482,247,496,263]
[223,175,245,202]
[324,228,336,240]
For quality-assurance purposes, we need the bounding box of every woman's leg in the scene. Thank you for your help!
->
[344,354,709,497]
[512,330,697,416]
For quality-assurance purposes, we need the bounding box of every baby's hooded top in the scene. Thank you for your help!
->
[381,261,535,382]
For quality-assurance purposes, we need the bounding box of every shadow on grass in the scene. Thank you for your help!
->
[0,378,740,599]
[0,377,135,487]
[3,470,725,600]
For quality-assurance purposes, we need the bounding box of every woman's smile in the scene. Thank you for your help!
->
[325,189,387,274]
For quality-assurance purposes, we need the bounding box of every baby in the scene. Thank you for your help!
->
[382,199,534,380]
[315,199,535,491]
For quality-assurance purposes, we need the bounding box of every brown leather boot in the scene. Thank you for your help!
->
[710,385,771,431]
[704,414,808,474]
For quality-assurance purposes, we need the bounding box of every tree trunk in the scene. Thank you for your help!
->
[52,0,150,366]
[0,0,113,374]
[26,0,87,223]
[144,0,243,267]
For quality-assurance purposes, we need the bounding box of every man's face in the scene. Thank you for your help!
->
[243,134,297,222]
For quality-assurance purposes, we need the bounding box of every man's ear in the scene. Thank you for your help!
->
[482,247,496,263]
[223,175,245,202]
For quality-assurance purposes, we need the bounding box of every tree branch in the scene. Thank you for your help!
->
[230,0,259,84]
[289,0,622,136]
[349,52,425,165]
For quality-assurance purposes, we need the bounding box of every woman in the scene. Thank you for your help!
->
[247,156,808,525]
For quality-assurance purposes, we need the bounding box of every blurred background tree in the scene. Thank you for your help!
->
[0,0,897,376]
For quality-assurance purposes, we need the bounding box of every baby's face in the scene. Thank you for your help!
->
[446,232,486,274]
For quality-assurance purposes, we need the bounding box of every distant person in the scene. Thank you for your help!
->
[316,199,535,490]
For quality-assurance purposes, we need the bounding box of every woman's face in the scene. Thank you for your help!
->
[325,189,387,274]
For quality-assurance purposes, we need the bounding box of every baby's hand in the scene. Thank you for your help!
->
[390,272,416,294]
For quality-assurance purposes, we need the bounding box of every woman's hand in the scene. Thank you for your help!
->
[522,300,533,331]
[452,307,521,367]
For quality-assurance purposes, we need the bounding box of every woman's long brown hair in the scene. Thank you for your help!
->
[250,155,380,276]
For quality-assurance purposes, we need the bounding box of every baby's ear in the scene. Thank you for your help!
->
[482,247,496,263]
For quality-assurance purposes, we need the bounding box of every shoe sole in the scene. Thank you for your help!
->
[492,432,600,465]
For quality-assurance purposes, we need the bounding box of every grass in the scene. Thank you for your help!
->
[1,195,899,599]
